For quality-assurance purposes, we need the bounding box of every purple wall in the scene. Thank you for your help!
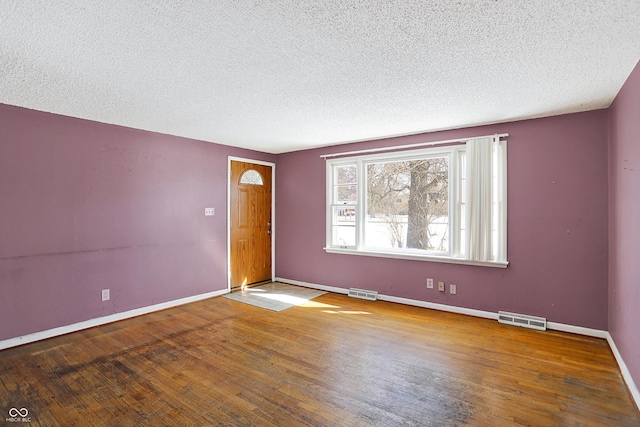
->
[0,104,275,341]
[275,110,610,330]
[609,60,640,390]
[0,90,621,344]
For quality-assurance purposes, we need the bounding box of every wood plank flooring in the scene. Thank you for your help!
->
[1,290,639,426]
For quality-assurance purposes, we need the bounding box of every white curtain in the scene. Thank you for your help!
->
[465,136,506,262]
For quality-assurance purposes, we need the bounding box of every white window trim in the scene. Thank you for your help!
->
[324,140,508,269]
[323,247,509,268]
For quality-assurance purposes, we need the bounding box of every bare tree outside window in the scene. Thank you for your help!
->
[366,158,449,252]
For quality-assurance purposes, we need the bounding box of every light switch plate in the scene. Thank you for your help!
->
[204,208,215,216]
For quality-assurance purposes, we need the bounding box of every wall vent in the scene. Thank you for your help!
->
[498,311,547,331]
[348,288,378,301]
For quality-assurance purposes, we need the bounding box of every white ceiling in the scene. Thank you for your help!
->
[1,1,639,154]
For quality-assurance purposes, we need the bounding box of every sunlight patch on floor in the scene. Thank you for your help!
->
[224,282,326,312]
[321,310,371,315]
[254,293,309,305]
[298,300,340,309]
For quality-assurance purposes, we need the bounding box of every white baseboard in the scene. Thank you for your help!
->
[277,277,499,319]
[276,277,607,336]
[546,321,608,339]
[0,288,228,351]
[277,276,636,408]
[379,293,498,320]
[607,333,640,412]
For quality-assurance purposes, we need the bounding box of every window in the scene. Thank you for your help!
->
[240,169,264,185]
[325,136,507,267]
[330,165,357,247]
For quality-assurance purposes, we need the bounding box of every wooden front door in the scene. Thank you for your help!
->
[230,161,272,290]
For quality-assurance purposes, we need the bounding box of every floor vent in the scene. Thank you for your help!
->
[498,311,547,331]
[348,288,378,301]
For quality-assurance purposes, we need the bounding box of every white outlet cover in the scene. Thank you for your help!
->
[450,284,457,295]
[101,289,110,301]
[204,208,215,216]
[427,278,434,288]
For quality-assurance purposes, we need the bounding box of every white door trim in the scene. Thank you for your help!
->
[227,156,276,291]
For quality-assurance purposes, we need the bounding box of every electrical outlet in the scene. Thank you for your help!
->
[438,281,445,292]
[204,208,215,216]
[450,284,457,295]
[426,278,434,289]
[101,289,110,301]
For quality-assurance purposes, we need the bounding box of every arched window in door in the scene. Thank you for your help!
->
[239,169,264,185]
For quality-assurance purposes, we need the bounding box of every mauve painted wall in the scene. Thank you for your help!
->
[275,110,609,330]
[609,60,640,390]
[0,103,275,341]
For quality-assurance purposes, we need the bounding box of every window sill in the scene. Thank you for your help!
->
[323,247,509,268]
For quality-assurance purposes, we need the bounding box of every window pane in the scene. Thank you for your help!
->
[332,206,356,247]
[336,185,357,203]
[333,226,356,247]
[459,204,466,256]
[336,165,357,184]
[365,214,407,249]
[239,169,264,185]
[365,158,449,253]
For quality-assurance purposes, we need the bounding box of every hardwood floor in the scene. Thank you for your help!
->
[1,290,638,426]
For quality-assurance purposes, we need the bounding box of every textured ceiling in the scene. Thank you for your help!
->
[1,1,639,154]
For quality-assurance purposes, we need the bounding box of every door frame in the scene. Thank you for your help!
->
[227,156,276,292]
